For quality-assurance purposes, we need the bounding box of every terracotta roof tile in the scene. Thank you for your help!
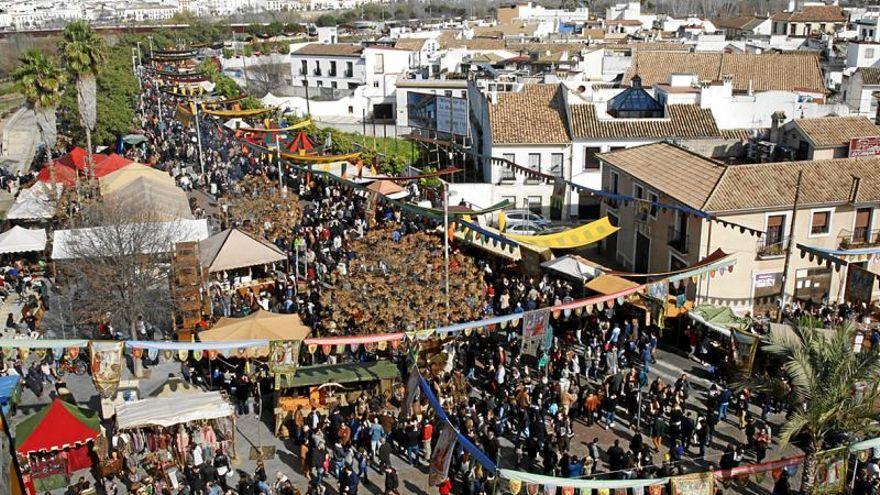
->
[489,84,571,145]
[858,67,880,86]
[393,38,428,51]
[623,52,824,93]
[597,143,724,210]
[706,156,880,212]
[570,104,721,139]
[293,43,363,57]
[792,116,880,149]
[771,5,846,23]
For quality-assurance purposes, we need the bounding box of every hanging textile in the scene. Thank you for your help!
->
[503,217,619,249]
[428,423,457,486]
[402,363,421,419]
[269,340,302,388]
[812,447,847,495]
[498,470,669,490]
[89,342,123,399]
[670,472,714,495]
[522,308,551,356]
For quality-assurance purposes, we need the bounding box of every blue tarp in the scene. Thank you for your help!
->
[0,375,21,415]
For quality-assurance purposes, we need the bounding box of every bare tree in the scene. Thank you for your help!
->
[55,200,193,339]
[246,62,292,97]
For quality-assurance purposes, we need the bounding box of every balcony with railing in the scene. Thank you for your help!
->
[313,68,322,76]
[756,235,787,258]
[668,226,690,254]
[838,228,880,249]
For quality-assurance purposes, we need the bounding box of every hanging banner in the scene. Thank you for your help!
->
[670,472,714,495]
[269,340,302,388]
[402,363,421,419]
[89,341,124,399]
[714,455,804,480]
[428,423,457,486]
[522,308,550,356]
[814,447,847,495]
[731,329,760,375]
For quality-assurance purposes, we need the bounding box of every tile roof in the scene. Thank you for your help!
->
[706,156,880,212]
[791,116,880,149]
[623,52,824,93]
[570,104,721,140]
[714,15,763,30]
[293,43,363,57]
[771,5,846,23]
[393,38,428,51]
[858,67,880,86]
[629,41,692,52]
[597,143,725,210]
[598,142,880,213]
[489,84,571,145]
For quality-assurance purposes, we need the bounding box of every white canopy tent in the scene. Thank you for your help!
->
[223,118,251,130]
[7,183,61,221]
[52,218,209,260]
[541,255,606,282]
[0,226,47,254]
[115,391,234,430]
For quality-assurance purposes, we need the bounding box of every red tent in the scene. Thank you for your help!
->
[288,131,314,153]
[55,147,112,173]
[36,163,78,187]
[93,154,134,178]
[15,399,100,472]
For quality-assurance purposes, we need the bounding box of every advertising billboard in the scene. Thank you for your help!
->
[849,136,880,158]
[406,92,468,136]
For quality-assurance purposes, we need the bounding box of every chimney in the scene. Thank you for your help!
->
[770,111,786,143]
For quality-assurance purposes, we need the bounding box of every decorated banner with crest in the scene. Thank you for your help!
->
[89,342,124,399]
[670,472,714,495]
[813,447,847,495]
[402,362,421,419]
[428,423,457,486]
[269,340,302,388]
[522,308,550,356]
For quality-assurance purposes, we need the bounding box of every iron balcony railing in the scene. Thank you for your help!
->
[839,228,880,249]
[756,235,787,258]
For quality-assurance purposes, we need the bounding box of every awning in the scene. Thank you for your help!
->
[277,360,400,388]
[687,304,748,337]
[0,226,47,254]
[198,310,311,354]
[586,274,640,295]
[52,219,209,260]
[504,217,618,249]
[7,182,61,220]
[198,228,287,272]
[15,399,100,454]
[115,391,234,430]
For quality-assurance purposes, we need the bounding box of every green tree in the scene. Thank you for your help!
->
[12,50,65,188]
[315,14,338,27]
[199,58,240,99]
[59,20,106,178]
[746,318,880,494]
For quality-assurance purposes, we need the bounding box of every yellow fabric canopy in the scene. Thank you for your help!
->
[203,107,274,118]
[585,274,640,295]
[281,151,361,163]
[504,217,619,249]
[199,310,311,357]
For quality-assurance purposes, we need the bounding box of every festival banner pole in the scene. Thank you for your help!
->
[444,181,450,324]
[276,127,286,198]
[194,104,206,179]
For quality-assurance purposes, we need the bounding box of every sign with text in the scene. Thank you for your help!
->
[849,136,880,158]
[406,92,468,136]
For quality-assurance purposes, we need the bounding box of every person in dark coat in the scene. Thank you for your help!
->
[384,467,399,495]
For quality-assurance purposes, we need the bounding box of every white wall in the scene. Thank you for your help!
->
[846,42,880,69]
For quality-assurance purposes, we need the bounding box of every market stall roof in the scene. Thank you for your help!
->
[585,274,640,295]
[0,226,47,254]
[107,178,193,220]
[122,134,148,145]
[278,360,400,388]
[15,399,100,454]
[541,255,607,282]
[198,228,287,272]
[99,163,176,195]
[224,118,251,130]
[53,147,89,171]
[199,310,311,342]
[36,163,78,188]
[0,375,20,407]
[115,391,234,430]
[367,179,404,196]
[93,154,134,178]
[52,218,210,260]
[687,304,748,337]
[7,183,60,221]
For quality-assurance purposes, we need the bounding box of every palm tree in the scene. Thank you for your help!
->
[12,50,66,189]
[748,317,880,494]
[59,20,106,179]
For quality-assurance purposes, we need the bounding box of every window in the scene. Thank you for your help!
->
[346,61,354,77]
[501,154,515,181]
[329,61,337,77]
[766,214,786,244]
[373,81,379,88]
[648,192,659,218]
[810,210,831,235]
[348,106,354,114]
[584,147,601,170]
[633,184,644,199]
[609,171,619,194]
[550,153,563,176]
[317,80,323,88]
[300,60,307,75]
[526,196,542,214]
[528,153,541,171]
[331,81,337,89]
[867,48,876,59]
[374,54,384,73]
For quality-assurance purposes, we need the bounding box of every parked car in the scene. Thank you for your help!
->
[506,222,547,236]
[504,210,550,228]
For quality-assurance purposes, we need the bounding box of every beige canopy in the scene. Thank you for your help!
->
[99,163,176,195]
[199,310,311,344]
[199,228,287,273]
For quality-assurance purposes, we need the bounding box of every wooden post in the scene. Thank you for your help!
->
[777,170,804,322]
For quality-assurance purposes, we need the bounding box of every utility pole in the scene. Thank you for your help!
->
[443,181,450,324]
[777,170,803,322]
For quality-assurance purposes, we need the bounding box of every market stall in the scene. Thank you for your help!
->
[0,375,21,416]
[273,360,400,436]
[199,228,287,294]
[198,310,311,356]
[0,227,47,255]
[14,399,101,494]
[113,387,236,488]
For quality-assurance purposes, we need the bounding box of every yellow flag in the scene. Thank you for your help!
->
[498,211,507,232]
